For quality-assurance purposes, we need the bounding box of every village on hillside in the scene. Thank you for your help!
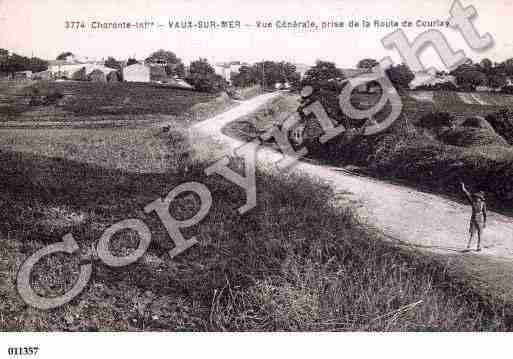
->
[4,47,513,96]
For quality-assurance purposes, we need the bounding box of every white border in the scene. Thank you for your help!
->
[0,333,510,359]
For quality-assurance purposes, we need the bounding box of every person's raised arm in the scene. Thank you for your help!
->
[483,202,487,227]
[460,182,472,203]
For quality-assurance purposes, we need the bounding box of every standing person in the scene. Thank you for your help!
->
[460,182,487,251]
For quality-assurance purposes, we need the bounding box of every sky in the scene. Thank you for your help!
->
[1,0,512,70]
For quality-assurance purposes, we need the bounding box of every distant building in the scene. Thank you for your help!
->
[293,63,311,79]
[214,61,248,83]
[122,63,150,82]
[32,70,51,80]
[47,58,117,81]
[341,68,381,93]
[409,73,456,89]
[13,70,33,80]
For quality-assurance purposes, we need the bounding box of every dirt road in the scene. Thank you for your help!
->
[192,92,513,260]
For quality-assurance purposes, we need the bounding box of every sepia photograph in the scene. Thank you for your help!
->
[1,0,513,357]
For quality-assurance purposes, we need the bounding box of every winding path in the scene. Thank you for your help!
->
[191,92,513,260]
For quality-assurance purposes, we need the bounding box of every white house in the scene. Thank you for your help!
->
[47,57,114,80]
[122,63,150,82]
[409,73,456,89]
[213,61,247,83]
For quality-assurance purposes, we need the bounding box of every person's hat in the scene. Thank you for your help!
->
[473,191,485,200]
[300,86,313,98]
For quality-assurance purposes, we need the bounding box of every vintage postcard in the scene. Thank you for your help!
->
[0,0,512,357]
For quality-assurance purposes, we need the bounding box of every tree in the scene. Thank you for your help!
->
[188,58,215,76]
[105,56,121,69]
[230,61,300,89]
[253,61,278,88]
[480,58,493,73]
[385,63,415,90]
[487,74,506,89]
[357,58,379,69]
[279,61,300,88]
[231,64,258,87]
[250,61,300,89]
[455,69,488,90]
[27,57,48,73]
[0,50,48,76]
[450,61,477,76]
[168,62,185,78]
[56,52,73,60]
[301,60,344,89]
[126,58,139,66]
[145,49,185,77]
[186,58,227,93]
[287,71,301,90]
[501,58,513,76]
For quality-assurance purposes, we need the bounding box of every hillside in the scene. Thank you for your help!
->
[0,80,231,122]
[223,91,513,211]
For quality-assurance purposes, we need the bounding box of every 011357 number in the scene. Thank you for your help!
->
[7,347,39,356]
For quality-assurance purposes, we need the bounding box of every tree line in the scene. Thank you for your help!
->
[230,61,301,89]
[449,58,513,91]
[301,58,415,91]
[7,47,513,94]
[0,49,48,77]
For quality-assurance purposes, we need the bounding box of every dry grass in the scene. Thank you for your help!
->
[439,127,508,147]
[1,117,513,331]
[0,80,236,122]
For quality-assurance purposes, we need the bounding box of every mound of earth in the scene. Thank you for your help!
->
[439,127,509,147]
[461,116,495,132]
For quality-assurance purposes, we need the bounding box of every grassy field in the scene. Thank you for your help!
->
[0,80,234,122]
[2,110,513,331]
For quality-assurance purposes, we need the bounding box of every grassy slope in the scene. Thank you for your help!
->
[0,80,235,121]
[370,92,513,211]
[1,114,513,331]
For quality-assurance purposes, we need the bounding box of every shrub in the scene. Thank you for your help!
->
[461,116,495,131]
[439,127,508,147]
[414,82,458,91]
[419,112,457,129]
[27,85,63,106]
[44,91,64,105]
[501,85,513,95]
[187,73,227,93]
[485,109,513,144]
[186,58,228,94]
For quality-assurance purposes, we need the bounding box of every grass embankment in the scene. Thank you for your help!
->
[1,117,513,331]
[0,80,236,123]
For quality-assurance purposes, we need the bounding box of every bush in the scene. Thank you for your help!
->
[501,85,513,95]
[461,116,495,131]
[419,112,457,129]
[439,127,508,147]
[44,91,64,104]
[187,73,227,93]
[485,109,513,144]
[27,86,63,106]
[414,82,458,91]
